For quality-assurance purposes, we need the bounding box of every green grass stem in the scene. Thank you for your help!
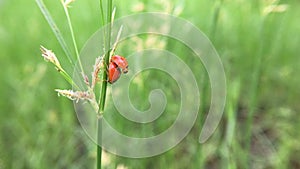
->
[97,1,113,169]
[61,1,84,73]
[243,16,266,169]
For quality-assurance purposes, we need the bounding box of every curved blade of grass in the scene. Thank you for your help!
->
[99,0,105,27]
[36,0,75,67]
[99,0,106,53]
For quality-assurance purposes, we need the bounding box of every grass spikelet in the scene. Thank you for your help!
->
[92,56,104,89]
[40,46,62,71]
[55,89,93,102]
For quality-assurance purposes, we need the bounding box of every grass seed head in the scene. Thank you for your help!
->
[92,56,104,89]
[55,89,93,103]
[81,72,90,86]
[40,46,62,70]
[62,0,75,8]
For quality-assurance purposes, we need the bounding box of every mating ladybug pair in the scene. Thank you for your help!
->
[108,55,128,84]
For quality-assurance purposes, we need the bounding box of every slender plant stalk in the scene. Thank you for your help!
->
[244,2,281,166]
[243,17,266,169]
[99,0,105,27]
[97,1,113,169]
[97,117,103,169]
[209,0,223,39]
[61,1,84,73]
[98,0,113,115]
[221,79,240,169]
[193,0,223,167]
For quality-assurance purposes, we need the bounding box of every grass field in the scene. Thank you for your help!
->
[0,0,300,168]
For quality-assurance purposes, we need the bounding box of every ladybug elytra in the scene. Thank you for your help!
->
[108,55,128,84]
[111,55,128,73]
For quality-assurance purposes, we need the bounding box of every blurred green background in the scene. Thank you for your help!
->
[1,0,300,168]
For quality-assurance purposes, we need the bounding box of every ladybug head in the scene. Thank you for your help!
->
[122,65,128,74]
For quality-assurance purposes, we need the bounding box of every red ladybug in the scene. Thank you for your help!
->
[111,55,128,73]
[108,55,128,84]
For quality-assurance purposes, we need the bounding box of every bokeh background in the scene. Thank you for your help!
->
[1,0,300,168]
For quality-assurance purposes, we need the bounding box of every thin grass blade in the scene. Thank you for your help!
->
[36,0,75,67]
